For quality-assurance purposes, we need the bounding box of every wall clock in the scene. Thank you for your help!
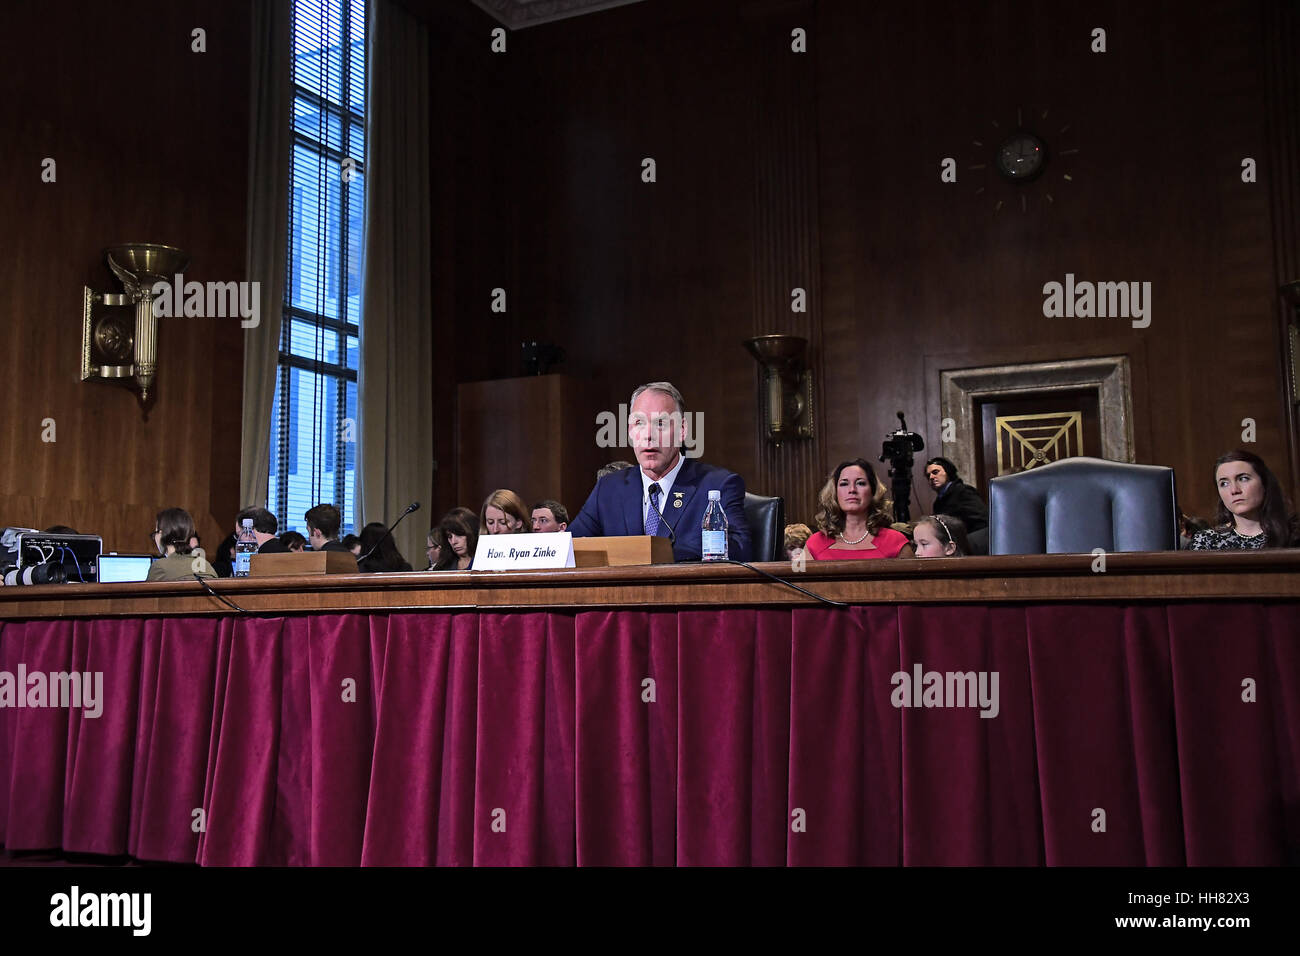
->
[969,107,1078,213]
[995,131,1047,181]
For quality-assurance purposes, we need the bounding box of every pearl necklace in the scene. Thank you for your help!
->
[841,527,871,545]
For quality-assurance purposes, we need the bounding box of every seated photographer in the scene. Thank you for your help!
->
[147,508,217,582]
[805,460,913,560]
[912,514,971,558]
[925,456,988,530]
[924,456,989,553]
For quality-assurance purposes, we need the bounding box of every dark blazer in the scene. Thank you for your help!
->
[568,456,752,562]
[933,480,989,533]
[257,538,289,555]
[319,540,352,553]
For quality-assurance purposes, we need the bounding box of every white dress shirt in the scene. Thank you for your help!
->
[641,452,686,530]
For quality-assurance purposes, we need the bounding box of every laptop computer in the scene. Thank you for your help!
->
[97,553,156,583]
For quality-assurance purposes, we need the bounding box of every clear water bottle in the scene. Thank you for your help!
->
[234,518,258,577]
[701,489,728,562]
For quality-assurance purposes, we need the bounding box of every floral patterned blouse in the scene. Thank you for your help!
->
[1188,527,1267,551]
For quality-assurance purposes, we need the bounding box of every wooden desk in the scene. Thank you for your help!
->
[0,551,1296,618]
[2,552,1296,866]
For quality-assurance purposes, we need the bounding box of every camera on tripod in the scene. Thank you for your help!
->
[879,412,925,524]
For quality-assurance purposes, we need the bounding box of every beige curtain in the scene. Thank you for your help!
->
[357,0,434,566]
[239,0,292,511]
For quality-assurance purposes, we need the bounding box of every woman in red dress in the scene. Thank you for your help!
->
[805,459,914,560]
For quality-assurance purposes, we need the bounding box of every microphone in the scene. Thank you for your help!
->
[647,484,677,546]
[359,502,421,563]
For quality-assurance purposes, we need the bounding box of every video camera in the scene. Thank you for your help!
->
[0,528,102,586]
[879,412,925,524]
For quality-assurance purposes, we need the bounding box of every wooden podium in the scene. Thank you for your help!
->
[572,535,674,568]
[250,551,360,576]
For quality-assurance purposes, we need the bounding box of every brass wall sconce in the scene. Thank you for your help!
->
[743,334,814,445]
[82,243,189,403]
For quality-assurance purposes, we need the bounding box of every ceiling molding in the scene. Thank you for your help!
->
[471,0,647,30]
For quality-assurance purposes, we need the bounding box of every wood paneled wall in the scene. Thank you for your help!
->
[419,0,520,520]
[415,0,1298,527]
[1264,0,1300,496]
[5,0,1288,552]
[0,2,250,553]
[457,374,607,517]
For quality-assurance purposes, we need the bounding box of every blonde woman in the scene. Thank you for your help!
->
[481,489,530,535]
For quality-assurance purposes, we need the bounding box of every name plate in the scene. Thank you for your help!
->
[473,532,575,571]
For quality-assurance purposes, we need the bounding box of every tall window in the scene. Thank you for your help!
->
[269,0,365,536]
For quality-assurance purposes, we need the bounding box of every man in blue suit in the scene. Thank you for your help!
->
[569,381,751,562]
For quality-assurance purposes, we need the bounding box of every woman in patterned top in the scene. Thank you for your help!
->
[1189,450,1299,550]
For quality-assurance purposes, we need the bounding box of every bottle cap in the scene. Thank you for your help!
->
[242,519,254,528]
[707,489,721,500]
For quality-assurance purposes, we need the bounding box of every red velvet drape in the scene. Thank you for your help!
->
[1,604,1296,865]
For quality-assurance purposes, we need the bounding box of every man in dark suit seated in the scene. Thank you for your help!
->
[569,381,751,562]
[235,506,288,554]
[305,503,354,553]
[924,457,989,553]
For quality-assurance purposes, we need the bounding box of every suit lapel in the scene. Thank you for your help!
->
[621,466,643,535]
[665,457,698,536]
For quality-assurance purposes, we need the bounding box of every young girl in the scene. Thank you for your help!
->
[911,514,971,558]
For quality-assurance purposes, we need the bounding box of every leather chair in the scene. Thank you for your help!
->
[743,493,785,562]
[988,456,1178,555]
